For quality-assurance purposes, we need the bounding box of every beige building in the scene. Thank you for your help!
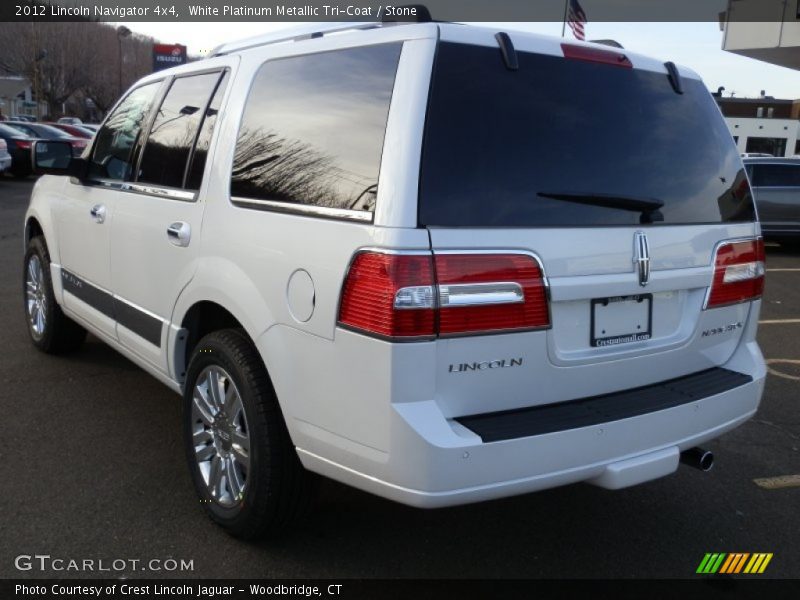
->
[723,0,800,70]
[721,1,800,155]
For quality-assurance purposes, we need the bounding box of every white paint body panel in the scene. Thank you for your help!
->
[24,23,766,508]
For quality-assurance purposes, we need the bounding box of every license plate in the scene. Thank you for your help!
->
[591,294,652,347]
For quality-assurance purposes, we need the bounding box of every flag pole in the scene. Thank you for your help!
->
[561,0,569,37]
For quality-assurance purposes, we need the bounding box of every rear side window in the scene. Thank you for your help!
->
[7,123,36,137]
[137,71,223,189]
[185,72,229,190]
[231,43,402,215]
[90,82,160,181]
[0,124,28,137]
[750,164,800,187]
[419,42,755,227]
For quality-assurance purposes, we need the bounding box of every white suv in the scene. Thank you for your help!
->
[23,21,766,538]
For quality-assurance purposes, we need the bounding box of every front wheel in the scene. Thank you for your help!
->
[23,237,86,353]
[183,329,311,539]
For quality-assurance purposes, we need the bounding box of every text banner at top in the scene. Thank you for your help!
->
[2,0,795,23]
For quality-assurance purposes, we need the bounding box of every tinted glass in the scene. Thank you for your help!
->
[0,124,29,137]
[231,43,402,212]
[185,71,229,190]
[745,137,786,157]
[31,124,71,138]
[137,72,221,189]
[6,123,34,136]
[751,164,800,187]
[90,82,160,181]
[420,43,755,227]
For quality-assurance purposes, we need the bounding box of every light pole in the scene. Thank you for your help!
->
[33,49,47,121]
[117,26,132,98]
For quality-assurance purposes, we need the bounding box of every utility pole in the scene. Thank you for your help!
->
[31,22,39,120]
[117,26,132,98]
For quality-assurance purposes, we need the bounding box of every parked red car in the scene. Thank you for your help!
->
[46,122,94,139]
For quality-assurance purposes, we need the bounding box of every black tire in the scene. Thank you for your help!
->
[183,328,311,539]
[23,236,87,354]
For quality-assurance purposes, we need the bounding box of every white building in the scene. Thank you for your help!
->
[720,3,800,158]
[725,116,800,157]
[0,75,34,119]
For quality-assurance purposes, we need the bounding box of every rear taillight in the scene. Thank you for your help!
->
[338,251,549,340]
[338,252,435,338]
[435,254,549,335]
[15,139,32,150]
[705,238,765,309]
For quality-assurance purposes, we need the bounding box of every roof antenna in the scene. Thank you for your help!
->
[495,32,518,71]
[665,61,683,94]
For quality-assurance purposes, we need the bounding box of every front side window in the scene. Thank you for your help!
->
[230,43,402,214]
[138,72,223,189]
[89,82,160,181]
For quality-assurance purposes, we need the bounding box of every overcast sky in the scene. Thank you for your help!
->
[122,21,800,99]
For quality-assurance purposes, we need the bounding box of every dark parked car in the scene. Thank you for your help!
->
[744,157,800,244]
[5,121,88,156]
[46,122,94,139]
[0,123,35,177]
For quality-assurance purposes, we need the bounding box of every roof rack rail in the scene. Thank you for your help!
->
[210,21,416,57]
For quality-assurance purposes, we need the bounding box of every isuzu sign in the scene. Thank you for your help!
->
[152,44,187,72]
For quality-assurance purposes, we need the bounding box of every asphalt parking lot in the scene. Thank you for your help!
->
[1,177,798,579]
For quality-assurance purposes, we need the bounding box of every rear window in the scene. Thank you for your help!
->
[0,124,29,137]
[750,163,800,187]
[35,124,71,138]
[419,42,755,227]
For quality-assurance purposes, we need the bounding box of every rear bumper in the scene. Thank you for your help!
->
[294,335,765,508]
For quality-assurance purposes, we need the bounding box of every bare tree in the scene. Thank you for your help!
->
[0,20,155,119]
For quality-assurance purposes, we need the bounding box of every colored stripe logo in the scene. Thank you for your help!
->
[697,553,773,574]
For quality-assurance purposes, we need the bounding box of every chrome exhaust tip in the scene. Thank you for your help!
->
[680,447,714,472]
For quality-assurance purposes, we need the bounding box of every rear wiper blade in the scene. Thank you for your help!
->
[537,192,665,224]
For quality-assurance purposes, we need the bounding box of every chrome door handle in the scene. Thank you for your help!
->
[89,204,106,224]
[167,222,191,247]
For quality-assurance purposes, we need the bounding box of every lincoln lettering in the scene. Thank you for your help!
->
[449,358,523,373]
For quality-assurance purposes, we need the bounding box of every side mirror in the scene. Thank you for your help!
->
[32,139,89,180]
[32,140,72,174]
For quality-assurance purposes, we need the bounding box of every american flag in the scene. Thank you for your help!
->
[567,0,587,41]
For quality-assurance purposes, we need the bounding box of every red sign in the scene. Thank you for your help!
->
[152,44,187,72]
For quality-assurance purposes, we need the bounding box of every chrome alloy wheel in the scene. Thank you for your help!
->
[25,255,47,339]
[191,366,250,507]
